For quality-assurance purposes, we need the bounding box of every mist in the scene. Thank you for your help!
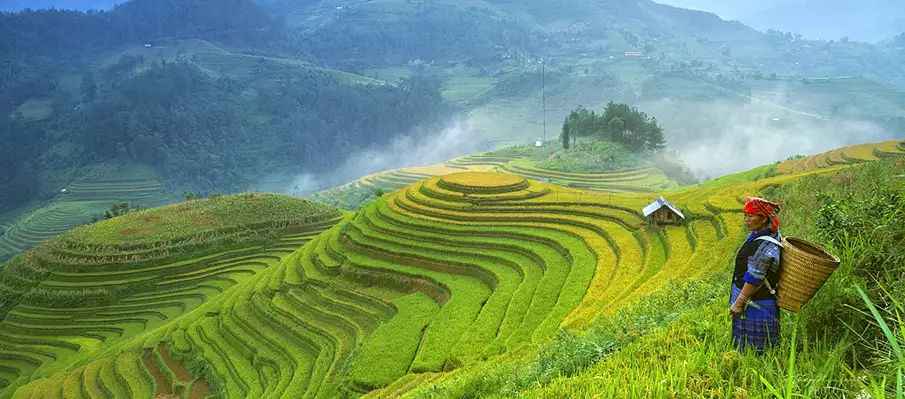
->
[641,98,890,179]
[280,119,492,196]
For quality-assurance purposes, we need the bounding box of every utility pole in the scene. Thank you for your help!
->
[542,58,546,146]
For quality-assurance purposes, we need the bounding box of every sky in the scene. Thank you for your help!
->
[0,1,120,12]
[652,0,904,42]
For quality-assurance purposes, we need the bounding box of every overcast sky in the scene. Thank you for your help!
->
[653,0,904,42]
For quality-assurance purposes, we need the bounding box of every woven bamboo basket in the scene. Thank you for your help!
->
[777,237,841,312]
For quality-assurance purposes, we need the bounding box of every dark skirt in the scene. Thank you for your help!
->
[730,285,781,355]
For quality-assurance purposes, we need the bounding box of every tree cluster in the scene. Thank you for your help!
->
[560,102,666,153]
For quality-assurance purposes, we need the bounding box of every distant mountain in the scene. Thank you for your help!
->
[646,0,763,20]
[0,1,121,12]
[743,0,904,43]
[653,0,905,42]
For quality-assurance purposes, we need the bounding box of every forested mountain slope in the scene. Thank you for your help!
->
[0,1,451,215]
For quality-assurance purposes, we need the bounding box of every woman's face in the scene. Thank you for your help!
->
[744,212,768,231]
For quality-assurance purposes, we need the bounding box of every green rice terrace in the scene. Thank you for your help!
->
[0,140,903,398]
[0,177,173,264]
[0,193,342,397]
[313,142,679,211]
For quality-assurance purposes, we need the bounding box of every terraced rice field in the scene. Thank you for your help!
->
[496,159,676,192]
[139,171,776,398]
[0,178,173,264]
[776,139,905,174]
[357,154,519,193]
[0,194,342,397]
[313,170,810,398]
[313,155,519,209]
[0,202,109,263]
[444,154,516,170]
[64,179,169,205]
[6,139,891,398]
[360,170,437,191]
[2,168,752,398]
[314,152,675,211]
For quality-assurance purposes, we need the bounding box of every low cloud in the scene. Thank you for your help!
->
[640,98,891,179]
[282,118,490,196]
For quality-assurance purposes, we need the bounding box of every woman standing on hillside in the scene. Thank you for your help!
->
[729,197,783,355]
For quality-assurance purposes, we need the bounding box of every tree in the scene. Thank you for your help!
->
[104,202,131,219]
[607,117,625,142]
[185,191,195,201]
[561,117,571,149]
[561,107,604,142]
[645,117,666,152]
[600,102,666,153]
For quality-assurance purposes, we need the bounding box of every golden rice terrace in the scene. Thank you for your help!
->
[0,139,902,398]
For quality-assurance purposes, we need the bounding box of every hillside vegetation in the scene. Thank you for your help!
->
[0,1,451,217]
[0,162,172,264]
[0,193,342,397]
[0,140,902,397]
[313,138,683,211]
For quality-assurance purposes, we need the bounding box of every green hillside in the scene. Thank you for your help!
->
[0,193,342,396]
[0,140,903,397]
[0,162,174,264]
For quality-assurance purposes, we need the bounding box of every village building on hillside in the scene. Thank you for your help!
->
[643,196,685,226]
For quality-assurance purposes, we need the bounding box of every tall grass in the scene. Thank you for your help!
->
[849,284,905,399]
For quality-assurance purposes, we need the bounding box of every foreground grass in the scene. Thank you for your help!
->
[410,271,858,398]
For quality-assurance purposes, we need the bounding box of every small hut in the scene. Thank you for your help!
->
[643,196,685,226]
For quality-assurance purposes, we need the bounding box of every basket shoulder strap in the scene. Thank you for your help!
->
[754,236,783,247]
[753,235,782,296]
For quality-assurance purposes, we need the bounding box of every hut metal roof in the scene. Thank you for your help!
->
[642,196,685,219]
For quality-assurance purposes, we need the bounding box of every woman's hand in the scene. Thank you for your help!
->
[731,288,754,318]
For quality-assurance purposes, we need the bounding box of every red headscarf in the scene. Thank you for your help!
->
[743,196,782,231]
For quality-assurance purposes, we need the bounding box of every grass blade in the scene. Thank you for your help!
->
[898,365,902,399]
[786,318,798,399]
[856,285,904,363]
[761,375,783,398]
